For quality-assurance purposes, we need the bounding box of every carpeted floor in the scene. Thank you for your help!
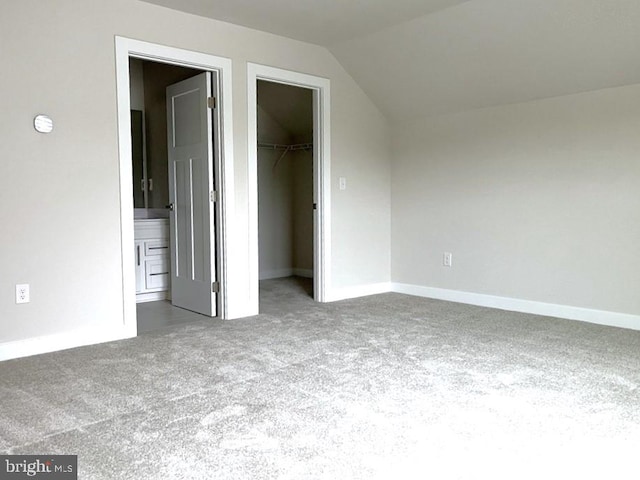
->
[1,277,639,479]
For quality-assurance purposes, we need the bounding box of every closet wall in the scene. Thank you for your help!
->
[257,81,313,280]
[291,146,313,273]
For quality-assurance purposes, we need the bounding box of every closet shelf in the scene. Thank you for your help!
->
[258,142,313,151]
[258,142,313,170]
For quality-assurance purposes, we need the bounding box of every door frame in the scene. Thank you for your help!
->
[247,63,331,311]
[115,37,234,335]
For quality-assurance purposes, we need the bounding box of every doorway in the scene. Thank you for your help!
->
[129,59,218,331]
[257,80,314,290]
[115,37,233,337]
[247,64,332,314]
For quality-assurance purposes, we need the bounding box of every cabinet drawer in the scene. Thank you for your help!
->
[145,258,170,291]
[145,239,169,257]
[134,219,169,240]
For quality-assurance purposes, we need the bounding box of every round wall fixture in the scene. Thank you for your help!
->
[34,114,53,133]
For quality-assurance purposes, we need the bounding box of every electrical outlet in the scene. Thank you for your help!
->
[443,252,452,267]
[16,284,30,304]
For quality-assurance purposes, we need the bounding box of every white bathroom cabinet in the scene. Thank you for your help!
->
[134,219,170,302]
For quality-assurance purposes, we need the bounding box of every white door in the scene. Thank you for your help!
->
[166,72,218,316]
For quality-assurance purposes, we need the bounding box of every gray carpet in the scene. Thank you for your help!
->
[1,277,640,479]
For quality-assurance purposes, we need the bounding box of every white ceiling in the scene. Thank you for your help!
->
[140,0,469,45]
[331,0,640,119]
[141,0,640,120]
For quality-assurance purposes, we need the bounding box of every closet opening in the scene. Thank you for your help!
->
[257,80,314,297]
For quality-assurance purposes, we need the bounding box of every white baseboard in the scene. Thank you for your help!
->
[0,326,135,362]
[260,268,314,280]
[293,268,313,278]
[328,282,392,302]
[392,283,640,331]
[259,268,293,280]
[136,291,169,303]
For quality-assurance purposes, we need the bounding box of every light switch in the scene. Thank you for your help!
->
[339,177,347,190]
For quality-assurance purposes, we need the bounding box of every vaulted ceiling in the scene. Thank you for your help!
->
[139,0,469,45]
[141,0,640,120]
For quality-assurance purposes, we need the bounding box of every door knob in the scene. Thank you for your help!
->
[165,203,174,211]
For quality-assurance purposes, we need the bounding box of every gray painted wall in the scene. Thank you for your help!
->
[391,83,640,315]
[257,105,295,279]
[128,58,145,111]
[291,149,314,273]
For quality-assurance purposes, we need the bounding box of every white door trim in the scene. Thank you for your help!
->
[247,63,332,312]
[115,36,235,336]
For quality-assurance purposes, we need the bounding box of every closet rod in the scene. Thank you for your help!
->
[258,142,313,170]
[258,142,313,151]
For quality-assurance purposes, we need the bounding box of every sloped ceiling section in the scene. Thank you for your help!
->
[141,0,640,120]
[258,81,313,142]
[331,0,640,119]
[139,0,469,45]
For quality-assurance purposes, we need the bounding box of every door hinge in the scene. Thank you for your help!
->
[210,190,217,202]
[212,281,220,293]
[207,96,216,109]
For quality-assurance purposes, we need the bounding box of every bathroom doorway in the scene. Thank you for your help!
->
[115,37,233,337]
